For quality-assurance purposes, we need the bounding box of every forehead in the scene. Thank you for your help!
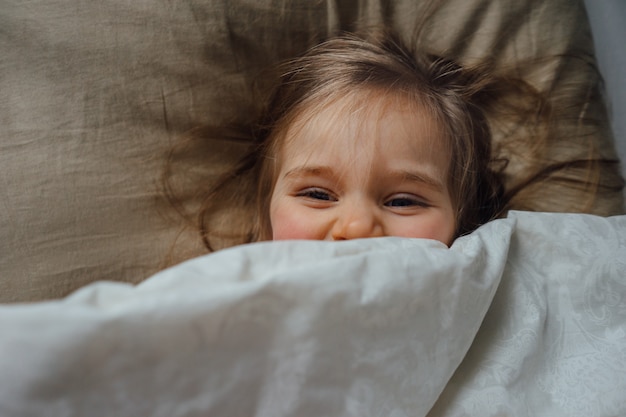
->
[278,89,450,172]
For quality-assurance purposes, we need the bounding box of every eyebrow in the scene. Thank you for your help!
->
[394,170,445,191]
[284,165,445,191]
[284,166,336,179]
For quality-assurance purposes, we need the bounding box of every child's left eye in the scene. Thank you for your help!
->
[384,195,428,208]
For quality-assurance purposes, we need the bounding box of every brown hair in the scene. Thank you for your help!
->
[165,30,623,253]
[189,31,509,250]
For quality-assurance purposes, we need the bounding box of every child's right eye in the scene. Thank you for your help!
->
[297,188,336,202]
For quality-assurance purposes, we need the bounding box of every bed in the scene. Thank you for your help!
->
[1,1,625,416]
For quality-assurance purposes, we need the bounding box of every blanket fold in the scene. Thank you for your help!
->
[0,218,513,417]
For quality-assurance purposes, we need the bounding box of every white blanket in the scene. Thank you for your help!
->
[0,211,624,417]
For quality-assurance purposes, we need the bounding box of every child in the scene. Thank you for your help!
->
[168,30,616,253]
[192,30,504,250]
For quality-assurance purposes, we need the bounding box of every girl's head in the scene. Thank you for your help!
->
[248,31,503,245]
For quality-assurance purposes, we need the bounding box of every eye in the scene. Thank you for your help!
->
[296,188,337,202]
[384,194,429,208]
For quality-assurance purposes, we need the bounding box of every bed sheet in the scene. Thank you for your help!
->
[0,211,624,417]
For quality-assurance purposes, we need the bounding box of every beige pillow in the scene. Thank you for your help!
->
[1,0,622,302]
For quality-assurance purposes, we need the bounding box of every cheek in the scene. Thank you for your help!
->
[269,201,321,240]
[389,211,456,246]
[410,223,455,245]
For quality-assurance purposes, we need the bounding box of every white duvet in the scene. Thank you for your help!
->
[1,211,624,417]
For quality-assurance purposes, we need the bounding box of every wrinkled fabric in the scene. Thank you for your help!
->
[1,0,622,302]
[1,212,625,416]
[429,211,626,416]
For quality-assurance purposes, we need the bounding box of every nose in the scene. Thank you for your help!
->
[330,200,384,240]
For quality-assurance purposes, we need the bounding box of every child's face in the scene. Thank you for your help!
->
[268,91,456,245]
